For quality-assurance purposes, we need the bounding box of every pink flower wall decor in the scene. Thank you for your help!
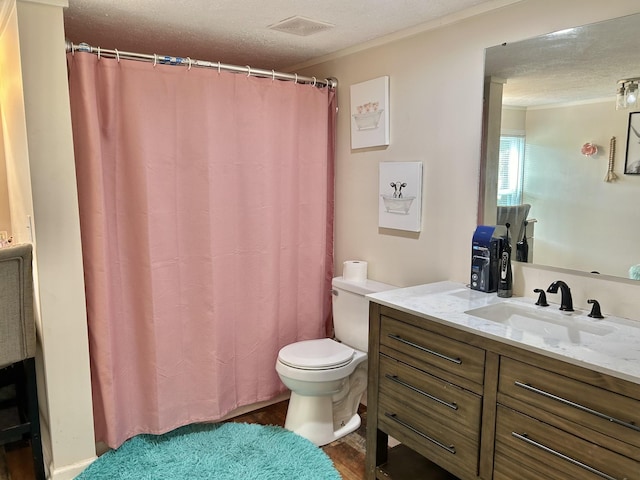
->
[581,142,598,156]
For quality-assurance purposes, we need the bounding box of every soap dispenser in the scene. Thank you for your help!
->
[497,223,513,298]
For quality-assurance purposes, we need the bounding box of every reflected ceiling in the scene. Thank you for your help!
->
[484,13,640,107]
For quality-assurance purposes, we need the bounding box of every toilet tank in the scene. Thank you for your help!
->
[331,276,396,352]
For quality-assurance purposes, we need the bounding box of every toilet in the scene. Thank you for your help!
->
[275,276,396,446]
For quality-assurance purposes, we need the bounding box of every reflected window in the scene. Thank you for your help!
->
[497,134,525,206]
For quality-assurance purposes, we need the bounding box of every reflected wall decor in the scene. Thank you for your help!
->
[625,112,640,174]
[350,76,390,149]
[379,162,422,232]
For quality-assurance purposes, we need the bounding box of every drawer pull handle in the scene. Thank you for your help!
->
[385,412,456,454]
[385,374,458,410]
[511,432,620,480]
[515,381,640,433]
[387,334,462,365]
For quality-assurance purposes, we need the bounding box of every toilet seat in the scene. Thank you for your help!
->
[278,338,354,370]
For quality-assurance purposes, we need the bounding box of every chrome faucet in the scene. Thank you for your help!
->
[546,280,574,311]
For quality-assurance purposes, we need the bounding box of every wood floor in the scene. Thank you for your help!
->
[233,400,367,480]
[3,442,34,480]
[3,400,366,480]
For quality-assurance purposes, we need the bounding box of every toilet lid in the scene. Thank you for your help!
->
[278,338,355,370]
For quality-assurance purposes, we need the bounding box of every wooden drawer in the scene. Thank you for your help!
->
[494,454,564,480]
[378,393,479,479]
[379,354,481,436]
[499,357,640,458]
[495,405,639,480]
[380,315,485,385]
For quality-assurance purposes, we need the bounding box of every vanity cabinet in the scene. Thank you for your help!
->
[366,302,640,480]
[367,304,489,480]
[495,357,640,480]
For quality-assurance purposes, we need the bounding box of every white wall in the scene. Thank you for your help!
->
[4,0,640,477]
[0,1,33,244]
[296,0,640,317]
[523,100,638,278]
[501,106,526,132]
[1,1,96,478]
[0,112,11,234]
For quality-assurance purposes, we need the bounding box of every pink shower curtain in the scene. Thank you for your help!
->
[67,52,336,448]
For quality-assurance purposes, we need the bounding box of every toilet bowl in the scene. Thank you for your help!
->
[275,276,396,446]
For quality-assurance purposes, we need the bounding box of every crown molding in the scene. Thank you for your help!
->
[18,0,68,7]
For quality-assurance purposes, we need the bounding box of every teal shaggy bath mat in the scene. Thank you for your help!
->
[75,422,341,479]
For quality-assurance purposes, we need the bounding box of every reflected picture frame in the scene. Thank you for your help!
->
[624,112,640,174]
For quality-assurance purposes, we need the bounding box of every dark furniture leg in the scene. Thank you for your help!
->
[0,359,45,480]
[24,358,45,480]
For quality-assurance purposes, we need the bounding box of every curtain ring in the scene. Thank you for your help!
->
[294,73,298,84]
[97,46,101,60]
[115,48,120,62]
[217,62,221,74]
[272,70,275,81]
[246,66,251,77]
[153,54,157,67]
[312,76,317,87]
[187,57,192,70]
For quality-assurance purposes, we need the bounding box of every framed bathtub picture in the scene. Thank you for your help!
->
[350,76,390,149]
[379,161,422,232]
[625,112,640,174]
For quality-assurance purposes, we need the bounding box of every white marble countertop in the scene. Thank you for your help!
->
[367,281,640,385]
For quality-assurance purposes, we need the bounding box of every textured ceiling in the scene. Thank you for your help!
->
[63,0,507,70]
[63,2,639,107]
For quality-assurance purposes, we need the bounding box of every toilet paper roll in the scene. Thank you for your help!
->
[343,260,368,282]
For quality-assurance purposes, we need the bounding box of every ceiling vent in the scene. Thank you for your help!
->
[268,16,335,37]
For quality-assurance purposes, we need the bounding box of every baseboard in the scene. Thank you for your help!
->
[220,392,290,422]
[89,394,293,463]
[49,455,97,480]
[41,413,95,480]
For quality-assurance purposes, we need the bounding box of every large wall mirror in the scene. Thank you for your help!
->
[481,12,640,281]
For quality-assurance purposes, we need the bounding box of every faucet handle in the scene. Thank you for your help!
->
[587,299,604,319]
[533,288,549,307]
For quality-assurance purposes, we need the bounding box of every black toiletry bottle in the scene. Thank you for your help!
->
[516,220,529,262]
[498,223,513,298]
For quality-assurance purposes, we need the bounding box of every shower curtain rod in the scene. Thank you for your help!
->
[65,41,337,89]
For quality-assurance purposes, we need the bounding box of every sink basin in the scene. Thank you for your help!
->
[465,301,615,343]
